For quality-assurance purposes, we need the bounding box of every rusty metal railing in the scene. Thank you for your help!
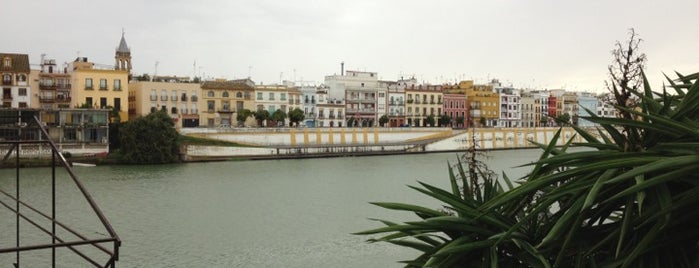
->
[0,113,120,267]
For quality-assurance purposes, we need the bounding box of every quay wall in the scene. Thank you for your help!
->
[182,127,589,160]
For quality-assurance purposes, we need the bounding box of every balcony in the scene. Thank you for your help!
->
[3,94,12,100]
[288,100,294,104]
[415,100,421,104]
[85,86,93,90]
[295,100,300,105]
[218,108,235,113]
[181,95,188,101]
[171,96,178,101]
[39,83,57,90]
[150,96,157,101]
[191,96,198,102]
[2,80,11,86]
[160,96,168,101]
[329,114,335,119]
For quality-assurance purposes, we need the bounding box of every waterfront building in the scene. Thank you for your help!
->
[444,80,499,127]
[325,69,380,127]
[547,95,557,119]
[405,84,443,127]
[68,56,129,121]
[597,93,617,119]
[128,80,202,128]
[315,88,344,127]
[386,78,413,127]
[576,92,598,127]
[254,84,296,126]
[200,79,255,127]
[520,95,536,128]
[495,85,521,128]
[442,93,467,128]
[35,57,72,110]
[298,83,321,127]
[1,53,32,109]
[562,92,579,124]
[524,90,551,127]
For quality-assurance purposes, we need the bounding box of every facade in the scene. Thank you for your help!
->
[325,70,379,127]
[315,89,345,127]
[520,95,536,128]
[526,91,551,127]
[299,83,320,127]
[443,93,467,128]
[254,84,294,126]
[386,79,410,127]
[200,79,255,127]
[496,87,521,128]
[1,53,32,108]
[444,80,499,127]
[36,58,72,110]
[405,84,443,127]
[69,57,130,121]
[576,92,598,127]
[128,80,202,128]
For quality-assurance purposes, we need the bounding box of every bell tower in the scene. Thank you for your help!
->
[115,30,132,78]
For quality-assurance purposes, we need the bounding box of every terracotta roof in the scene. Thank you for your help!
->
[201,80,254,90]
[0,53,30,73]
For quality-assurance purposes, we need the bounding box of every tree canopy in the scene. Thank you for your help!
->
[288,108,305,127]
[119,111,180,164]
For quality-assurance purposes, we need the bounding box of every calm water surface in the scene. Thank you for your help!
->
[0,149,544,267]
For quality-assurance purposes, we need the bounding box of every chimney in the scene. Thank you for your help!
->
[341,61,344,76]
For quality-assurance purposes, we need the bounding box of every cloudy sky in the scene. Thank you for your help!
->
[5,0,699,92]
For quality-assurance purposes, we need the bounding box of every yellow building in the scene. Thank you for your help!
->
[128,80,201,128]
[444,80,499,127]
[405,84,443,127]
[68,34,131,121]
[200,79,255,127]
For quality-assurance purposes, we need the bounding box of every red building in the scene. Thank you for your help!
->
[548,96,557,117]
[443,93,468,128]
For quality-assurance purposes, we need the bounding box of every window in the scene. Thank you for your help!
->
[114,79,121,90]
[222,91,229,98]
[3,58,10,68]
[85,97,93,107]
[269,92,275,100]
[191,93,198,102]
[114,98,121,110]
[280,93,286,101]
[99,79,107,90]
[171,90,178,101]
[161,90,168,101]
[207,91,215,97]
[150,89,157,101]
[257,92,262,100]
[171,107,178,114]
[19,102,27,108]
[85,78,93,90]
[18,75,26,82]
[18,88,27,96]
[100,97,107,109]
[207,101,215,112]
[236,92,242,98]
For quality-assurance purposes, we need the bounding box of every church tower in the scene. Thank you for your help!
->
[115,31,132,78]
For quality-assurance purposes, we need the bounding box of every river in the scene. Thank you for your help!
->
[0,149,545,267]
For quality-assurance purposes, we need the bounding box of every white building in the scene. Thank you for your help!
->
[325,68,380,127]
[496,86,521,128]
[1,53,32,108]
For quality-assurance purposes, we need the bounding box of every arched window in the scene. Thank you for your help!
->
[222,91,229,98]
[236,92,242,98]
[17,75,26,82]
[171,107,178,114]
[207,91,214,97]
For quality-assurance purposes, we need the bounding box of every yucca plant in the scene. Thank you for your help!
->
[357,65,699,267]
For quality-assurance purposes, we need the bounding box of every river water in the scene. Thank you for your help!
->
[0,149,544,267]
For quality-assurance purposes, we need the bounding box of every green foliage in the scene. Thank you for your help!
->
[555,112,571,126]
[438,114,451,127]
[236,109,252,126]
[271,109,287,126]
[456,116,465,127]
[379,115,389,127]
[425,115,436,127]
[254,110,270,127]
[288,108,305,126]
[119,111,180,164]
[357,71,699,267]
[479,117,486,127]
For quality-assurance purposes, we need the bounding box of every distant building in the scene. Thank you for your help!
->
[315,88,344,127]
[325,70,380,127]
[443,93,467,128]
[201,79,255,127]
[1,53,32,108]
[405,84,442,127]
[576,92,598,127]
[444,80,499,127]
[495,86,521,128]
[128,80,202,128]
[36,57,72,110]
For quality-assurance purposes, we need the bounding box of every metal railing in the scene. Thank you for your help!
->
[0,113,121,267]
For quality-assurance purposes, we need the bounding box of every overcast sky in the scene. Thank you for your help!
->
[5,0,699,92]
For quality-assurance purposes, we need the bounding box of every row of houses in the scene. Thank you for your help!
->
[2,34,617,130]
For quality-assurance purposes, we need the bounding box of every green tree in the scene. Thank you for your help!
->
[271,109,287,127]
[288,108,305,127]
[236,109,252,126]
[254,110,270,127]
[438,114,451,127]
[119,111,180,164]
[556,112,571,126]
[378,115,389,127]
[425,114,435,127]
[455,116,465,128]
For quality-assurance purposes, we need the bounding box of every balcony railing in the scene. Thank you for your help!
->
[160,96,168,101]
[150,96,157,101]
[3,94,12,100]
[191,96,198,102]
